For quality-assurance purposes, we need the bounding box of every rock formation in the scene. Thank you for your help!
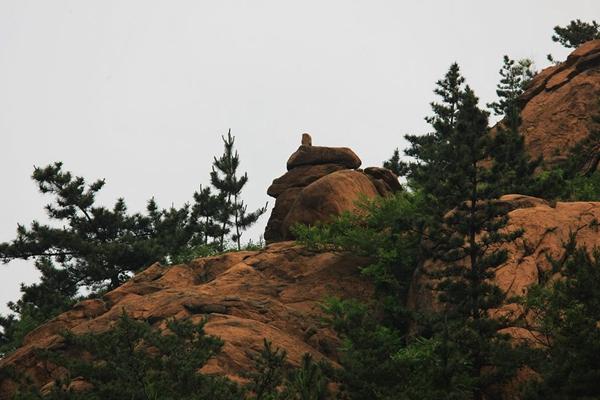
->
[519,39,600,173]
[4,41,600,400]
[0,242,373,399]
[3,193,600,399]
[264,135,401,242]
[408,194,600,342]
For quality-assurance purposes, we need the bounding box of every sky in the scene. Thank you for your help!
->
[1,0,599,315]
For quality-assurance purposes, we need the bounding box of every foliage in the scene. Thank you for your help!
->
[244,338,332,400]
[321,298,474,400]
[487,55,535,129]
[280,353,330,400]
[296,64,530,399]
[521,239,600,399]
[0,131,268,358]
[547,19,600,63]
[408,67,524,399]
[245,339,287,400]
[321,298,408,400]
[210,130,267,251]
[552,19,600,48]
[403,63,466,216]
[0,163,203,354]
[0,162,225,291]
[293,191,426,304]
[13,312,243,400]
[382,148,406,177]
[0,258,78,356]
[529,100,600,201]
[169,244,219,265]
[487,55,539,196]
[7,313,332,400]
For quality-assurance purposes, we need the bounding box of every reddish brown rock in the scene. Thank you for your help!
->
[0,242,373,399]
[267,164,346,198]
[264,137,400,243]
[408,195,600,326]
[518,39,600,172]
[363,167,402,194]
[281,170,380,236]
[287,145,361,170]
[264,187,302,242]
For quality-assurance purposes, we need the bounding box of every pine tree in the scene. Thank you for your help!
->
[382,148,406,177]
[404,62,465,216]
[0,163,208,354]
[13,313,244,399]
[552,19,600,48]
[521,238,600,399]
[210,130,267,251]
[487,55,539,195]
[0,163,197,292]
[191,186,226,247]
[405,66,526,398]
[0,258,78,356]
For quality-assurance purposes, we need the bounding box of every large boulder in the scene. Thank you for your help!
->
[267,163,346,198]
[264,134,401,243]
[518,39,600,172]
[281,170,380,235]
[287,145,362,170]
[0,242,373,399]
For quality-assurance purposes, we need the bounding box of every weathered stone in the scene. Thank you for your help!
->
[267,164,347,198]
[264,187,302,243]
[286,145,361,170]
[301,133,312,146]
[408,196,600,322]
[0,242,373,399]
[281,170,380,238]
[516,39,600,172]
[364,167,402,193]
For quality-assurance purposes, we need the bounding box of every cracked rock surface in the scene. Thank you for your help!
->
[0,242,373,399]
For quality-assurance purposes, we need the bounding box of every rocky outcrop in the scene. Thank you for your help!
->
[264,134,400,242]
[4,195,600,399]
[281,170,380,235]
[0,242,373,399]
[286,144,361,171]
[408,195,600,339]
[519,39,600,172]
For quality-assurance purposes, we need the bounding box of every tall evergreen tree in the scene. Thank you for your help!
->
[210,130,267,251]
[487,55,539,195]
[404,62,465,215]
[405,66,526,398]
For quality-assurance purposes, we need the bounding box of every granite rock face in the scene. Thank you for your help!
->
[518,39,600,173]
[264,135,401,242]
[408,195,600,342]
[0,242,373,399]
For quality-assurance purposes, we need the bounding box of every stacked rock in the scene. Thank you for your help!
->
[264,134,401,243]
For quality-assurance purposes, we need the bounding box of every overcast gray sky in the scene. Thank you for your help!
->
[1,1,599,314]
